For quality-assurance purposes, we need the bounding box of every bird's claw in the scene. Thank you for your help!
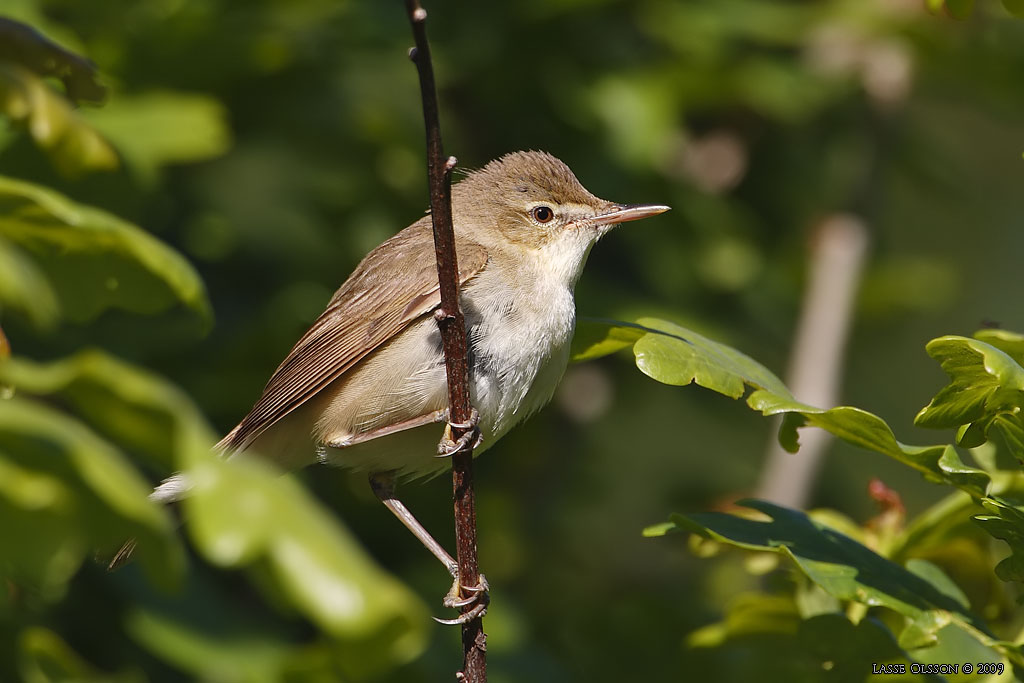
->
[433,573,489,625]
[436,408,482,457]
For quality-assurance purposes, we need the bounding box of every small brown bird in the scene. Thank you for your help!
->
[135,151,668,619]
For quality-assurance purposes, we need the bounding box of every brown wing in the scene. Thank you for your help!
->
[220,218,488,452]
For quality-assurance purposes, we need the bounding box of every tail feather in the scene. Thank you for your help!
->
[108,473,191,571]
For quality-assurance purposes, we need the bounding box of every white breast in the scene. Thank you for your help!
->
[464,235,594,442]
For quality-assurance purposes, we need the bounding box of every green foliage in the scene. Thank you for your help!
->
[0,17,425,681]
[0,176,212,325]
[0,18,115,176]
[581,317,1024,677]
[649,500,1022,671]
[82,92,231,182]
[1,349,428,680]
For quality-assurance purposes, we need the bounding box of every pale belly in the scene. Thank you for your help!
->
[245,282,577,480]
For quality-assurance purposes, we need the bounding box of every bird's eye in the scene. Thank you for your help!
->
[531,205,555,224]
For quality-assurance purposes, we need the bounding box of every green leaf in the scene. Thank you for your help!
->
[0,454,82,595]
[0,396,183,589]
[916,336,1024,429]
[974,328,1024,366]
[0,175,212,325]
[0,350,212,468]
[0,63,117,176]
[181,450,429,662]
[0,17,105,103]
[687,594,912,683]
[18,627,142,683]
[571,317,646,361]
[631,317,792,399]
[750,391,990,497]
[916,335,1024,465]
[0,349,427,666]
[659,499,1022,668]
[0,236,58,329]
[83,91,232,181]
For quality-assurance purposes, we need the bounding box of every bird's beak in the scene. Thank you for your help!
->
[588,203,671,233]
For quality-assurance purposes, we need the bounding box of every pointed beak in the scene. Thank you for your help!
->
[589,203,671,233]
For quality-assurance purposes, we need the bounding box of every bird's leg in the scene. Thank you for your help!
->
[368,472,488,624]
[436,407,482,458]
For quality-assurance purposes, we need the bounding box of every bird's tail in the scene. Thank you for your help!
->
[107,473,191,571]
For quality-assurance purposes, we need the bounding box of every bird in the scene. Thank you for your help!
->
[119,150,669,620]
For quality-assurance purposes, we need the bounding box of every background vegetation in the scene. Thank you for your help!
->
[2,0,1023,681]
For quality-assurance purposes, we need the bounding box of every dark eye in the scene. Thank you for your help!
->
[531,205,554,224]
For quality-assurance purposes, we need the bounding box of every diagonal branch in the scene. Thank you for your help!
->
[403,2,486,681]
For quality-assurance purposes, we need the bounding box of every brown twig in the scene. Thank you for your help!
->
[403,2,486,680]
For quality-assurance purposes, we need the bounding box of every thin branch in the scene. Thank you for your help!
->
[403,2,486,681]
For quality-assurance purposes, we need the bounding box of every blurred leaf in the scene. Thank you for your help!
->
[0,350,211,469]
[0,396,183,590]
[0,453,82,596]
[1006,0,1024,18]
[18,627,141,683]
[904,558,970,610]
[125,605,293,683]
[945,0,977,20]
[656,499,1022,667]
[182,450,429,671]
[0,348,428,671]
[858,257,959,317]
[0,236,59,329]
[83,91,232,181]
[0,175,212,326]
[688,593,915,682]
[0,63,118,176]
[926,0,976,19]
[0,17,105,103]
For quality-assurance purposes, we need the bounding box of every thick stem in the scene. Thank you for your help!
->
[403,2,486,680]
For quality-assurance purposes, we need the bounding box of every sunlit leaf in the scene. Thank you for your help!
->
[571,317,646,361]
[0,175,212,325]
[915,336,1024,429]
[974,328,1024,366]
[83,91,232,181]
[0,63,117,176]
[629,317,791,398]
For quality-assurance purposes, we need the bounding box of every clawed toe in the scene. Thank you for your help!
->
[436,408,483,457]
[434,573,489,625]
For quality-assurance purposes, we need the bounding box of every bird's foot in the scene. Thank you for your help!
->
[434,573,489,625]
[436,408,482,457]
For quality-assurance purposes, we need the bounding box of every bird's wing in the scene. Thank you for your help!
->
[220,219,488,452]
